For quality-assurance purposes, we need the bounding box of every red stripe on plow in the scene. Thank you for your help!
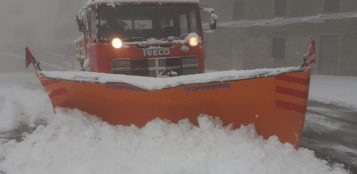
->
[275,86,308,99]
[275,100,307,114]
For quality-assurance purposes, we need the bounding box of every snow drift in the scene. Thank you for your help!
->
[0,109,348,174]
[0,73,51,132]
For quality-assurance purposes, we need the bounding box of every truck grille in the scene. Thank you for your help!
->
[112,57,199,77]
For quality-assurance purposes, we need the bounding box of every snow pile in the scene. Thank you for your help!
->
[0,73,51,133]
[309,75,357,109]
[0,87,51,132]
[41,66,301,90]
[0,110,348,174]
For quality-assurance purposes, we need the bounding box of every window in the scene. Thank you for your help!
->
[97,5,200,41]
[272,37,286,60]
[233,0,244,20]
[323,0,340,13]
[274,0,287,17]
[135,20,153,29]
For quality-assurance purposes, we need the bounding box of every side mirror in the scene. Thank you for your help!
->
[76,15,88,32]
[76,8,89,33]
[209,13,217,30]
[201,7,218,30]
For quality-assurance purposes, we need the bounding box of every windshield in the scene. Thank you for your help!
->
[97,4,201,42]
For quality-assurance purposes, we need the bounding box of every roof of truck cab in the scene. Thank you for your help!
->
[86,0,199,6]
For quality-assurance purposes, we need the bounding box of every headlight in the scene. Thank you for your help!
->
[112,37,123,49]
[187,33,200,47]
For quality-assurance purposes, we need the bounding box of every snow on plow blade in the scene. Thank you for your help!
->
[35,67,310,148]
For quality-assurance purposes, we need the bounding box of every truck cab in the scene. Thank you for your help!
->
[75,0,217,77]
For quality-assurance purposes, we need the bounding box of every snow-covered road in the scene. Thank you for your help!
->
[303,101,357,173]
[0,72,355,174]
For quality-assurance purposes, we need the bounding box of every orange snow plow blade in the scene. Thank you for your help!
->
[37,68,310,148]
[25,40,316,148]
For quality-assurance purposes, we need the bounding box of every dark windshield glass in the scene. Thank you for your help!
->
[97,4,200,41]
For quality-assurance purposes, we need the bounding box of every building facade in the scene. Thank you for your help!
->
[202,0,357,75]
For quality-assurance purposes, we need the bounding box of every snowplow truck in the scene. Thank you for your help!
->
[26,0,316,148]
[74,0,217,76]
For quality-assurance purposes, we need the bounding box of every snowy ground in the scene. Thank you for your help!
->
[309,75,357,110]
[302,101,357,173]
[0,72,355,174]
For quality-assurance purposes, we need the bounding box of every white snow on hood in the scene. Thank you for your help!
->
[41,66,302,90]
